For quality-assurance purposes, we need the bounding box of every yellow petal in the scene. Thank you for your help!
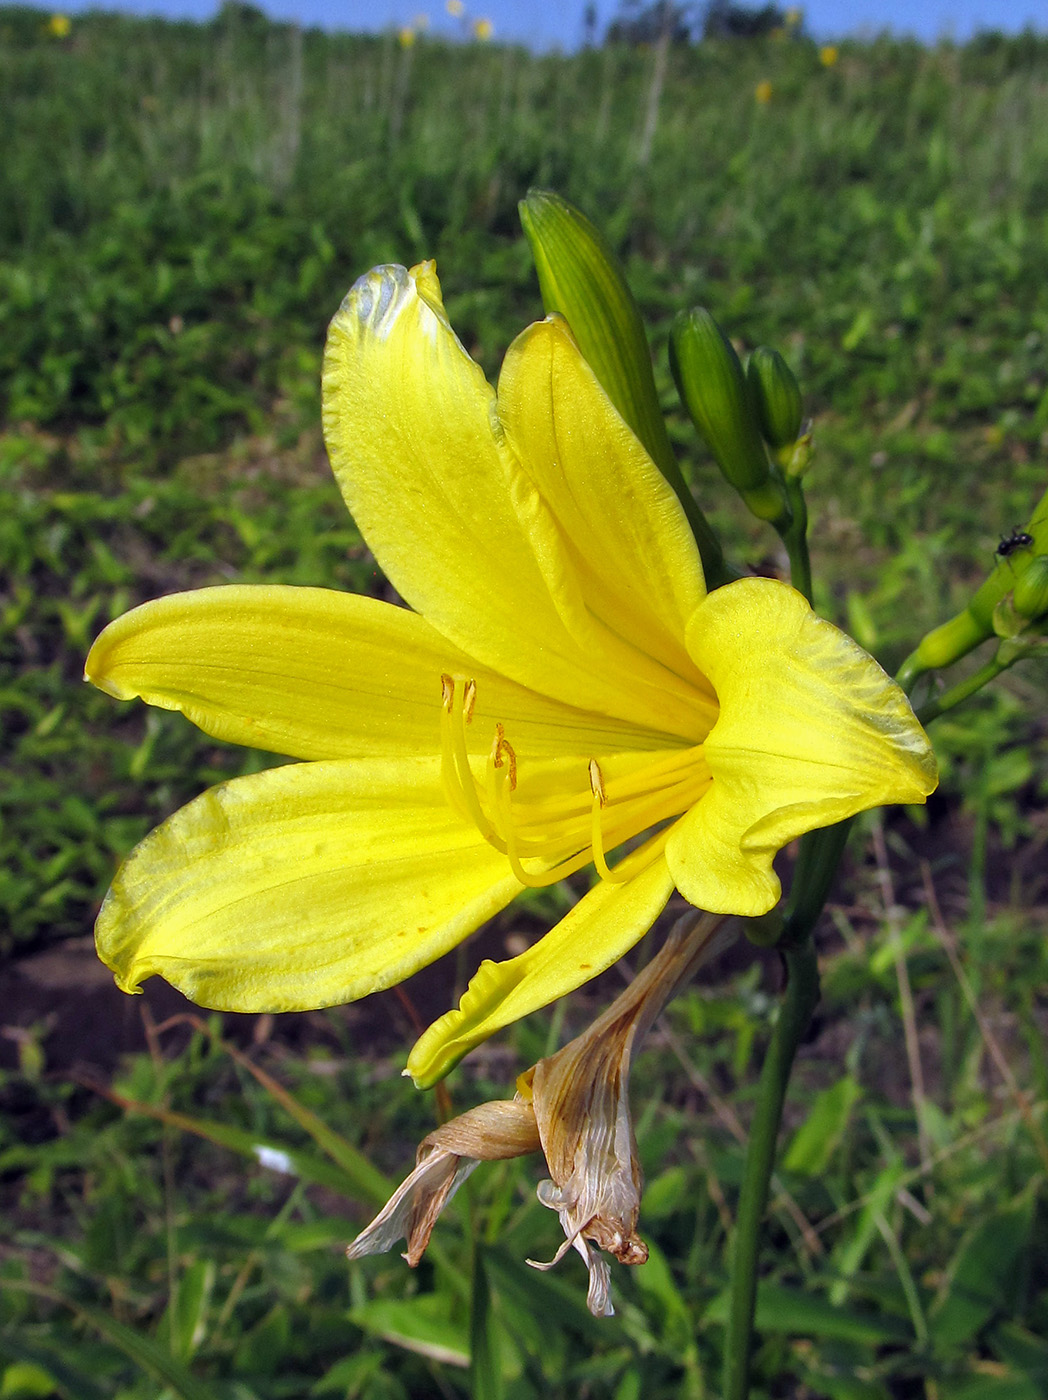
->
[497,316,710,691]
[667,578,938,913]
[85,585,679,761]
[96,757,522,1010]
[322,262,709,741]
[406,837,675,1087]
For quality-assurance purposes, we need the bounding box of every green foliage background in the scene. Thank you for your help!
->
[2,7,1047,1398]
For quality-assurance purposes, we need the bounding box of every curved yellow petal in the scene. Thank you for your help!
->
[406,836,675,1087]
[322,262,709,741]
[85,585,679,762]
[96,757,522,1011]
[497,315,710,693]
[667,578,938,913]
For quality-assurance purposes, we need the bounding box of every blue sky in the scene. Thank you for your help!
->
[36,0,1048,50]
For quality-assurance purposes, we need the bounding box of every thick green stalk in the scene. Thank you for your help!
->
[723,935,821,1400]
[779,477,812,604]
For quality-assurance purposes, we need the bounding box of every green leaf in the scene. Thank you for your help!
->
[946,1377,1043,1400]
[783,1075,863,1176]
[929,1187,1036,1350]
[165,1259,214,1362]
[86,1079,385,1202]
[706,1282,910,1345]
[1,1282,217,1400]
[1,1360,61,1399]
[349,1294,470,1369]
[829,1161,907,1306]
[469,1245,502,1400]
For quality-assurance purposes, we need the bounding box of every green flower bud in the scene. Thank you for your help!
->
[744,909,784,947]
[747,346,803,449]
[1012,554,1048,620]
[992,595,1024,640]
[898,487,1048,689]
[519,189,674,480]
[670,307,787,522]
[783,427,814,480]
[519,190,731,586]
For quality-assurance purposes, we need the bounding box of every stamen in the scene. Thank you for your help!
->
[439,674,501,845]
[493,726,518,790]
[495,761,594,889]
[439,675,472,823]
[589,759,630,886]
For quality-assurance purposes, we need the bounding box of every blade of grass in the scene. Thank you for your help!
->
[159,1014,391,1205]
[1,1279,217,1400]
[74,1071,388,1202]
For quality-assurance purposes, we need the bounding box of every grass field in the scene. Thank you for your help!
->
[2,6,1048,1397]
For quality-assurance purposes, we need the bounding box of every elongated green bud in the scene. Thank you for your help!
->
[670,308,787,522]
[520,190,730,585]
[896,483,1048,689]
[747,346,803,450]
[520,190,668,470]
[1012,554,1048,620]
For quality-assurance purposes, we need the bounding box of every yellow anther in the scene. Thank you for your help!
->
[589,759,629,885]
[493,728,518,791]
[588,758,607,807]
[439,673,500,845]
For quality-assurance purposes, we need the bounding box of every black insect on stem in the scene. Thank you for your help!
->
[996,528,1034,561]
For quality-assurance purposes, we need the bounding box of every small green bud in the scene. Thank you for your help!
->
[992,595,1024,640]
[671,308,786,521]
[783,426,814,480]
[747,346,803,449]
[1012,554,1048,620]
[744,909,784,947]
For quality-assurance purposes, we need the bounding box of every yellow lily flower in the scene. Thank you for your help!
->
[86,260,937,1088]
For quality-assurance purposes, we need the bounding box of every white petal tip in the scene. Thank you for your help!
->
[337,264,412,340]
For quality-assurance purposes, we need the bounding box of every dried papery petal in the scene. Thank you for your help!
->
[347,1098,539,1266]
[527,908,736,1311]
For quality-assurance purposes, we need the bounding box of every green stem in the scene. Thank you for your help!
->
[723,935,821,1400]
[779,478,812,604]
[783,819,854,939]
[914,653,1011,725]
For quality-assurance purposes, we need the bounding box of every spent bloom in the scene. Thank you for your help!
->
[86,259,936,1087]
[348,910,734,1314]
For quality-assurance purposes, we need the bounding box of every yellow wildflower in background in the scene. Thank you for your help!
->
[471,15,493,39]
[86,260,936,1088]
[397,24,415,46]
[784,6,802,25]
[755,79,773,104]
[820,43,839,66]
[445,0,464,14]
[48,12,71,36]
